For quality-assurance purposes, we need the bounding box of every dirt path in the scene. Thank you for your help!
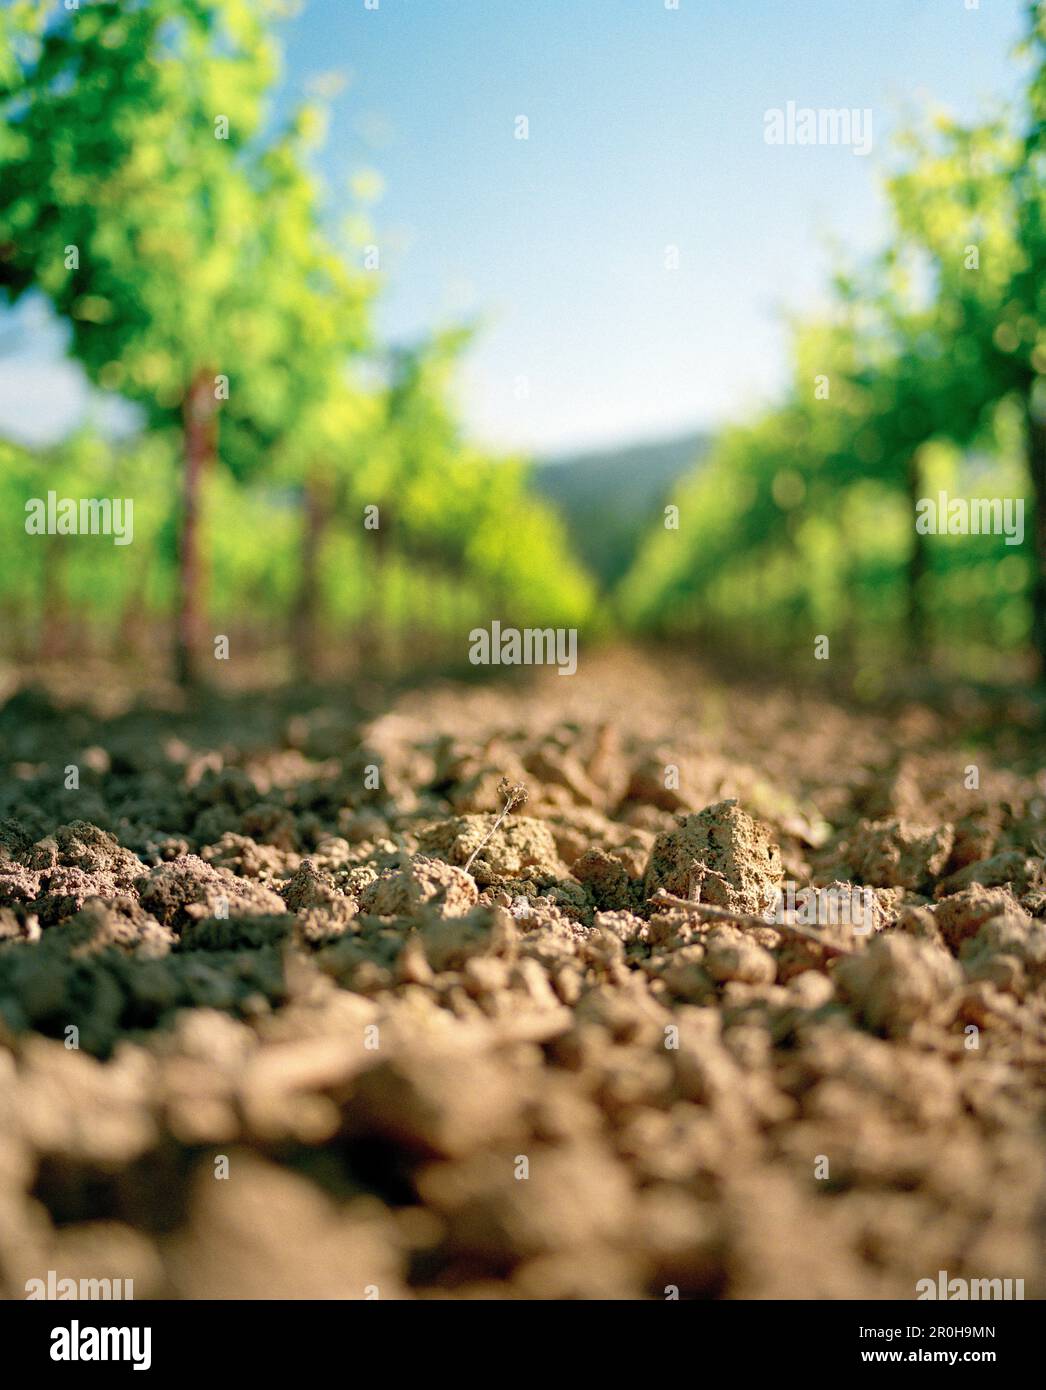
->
[1,651,1044,1299]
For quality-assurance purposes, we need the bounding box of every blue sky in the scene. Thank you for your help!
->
[0,0,1029,455]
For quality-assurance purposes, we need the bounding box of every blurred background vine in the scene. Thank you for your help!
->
[0,0,1043,691]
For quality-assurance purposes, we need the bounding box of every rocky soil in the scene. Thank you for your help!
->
[1,650,1044,1300]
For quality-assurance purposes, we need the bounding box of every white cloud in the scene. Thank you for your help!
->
[0,356,139,447]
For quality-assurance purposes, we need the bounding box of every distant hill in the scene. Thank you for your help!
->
[533,431,711,591]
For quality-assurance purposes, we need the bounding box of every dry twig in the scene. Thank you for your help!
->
[648,889,858,957]
[463,777,529,875]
